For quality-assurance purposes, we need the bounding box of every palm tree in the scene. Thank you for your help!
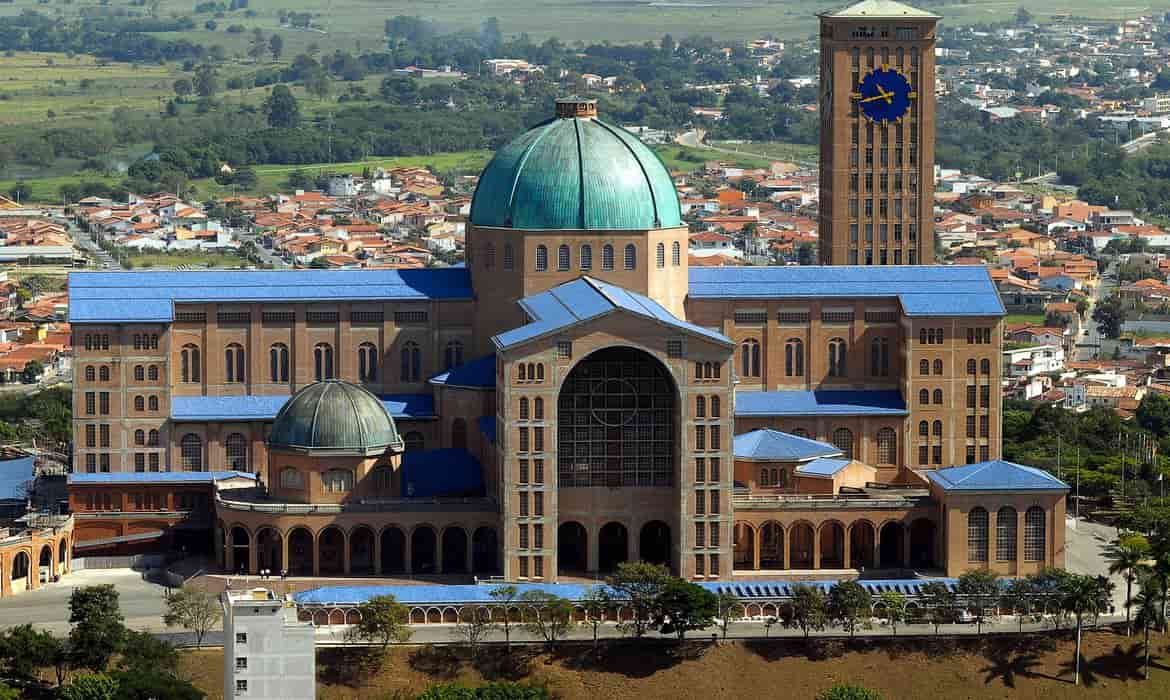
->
[1060,573,1113,686]
[1105,534,1151,636]
[1131,576,1166,680]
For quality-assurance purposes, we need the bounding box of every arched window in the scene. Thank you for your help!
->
[148,365,159,381]
[225,433,248,471]
[225,343,245,383]
[180,434,202,471]
[776,468,788,488]
[967,359,977,375]
[313,343,334,381]
[876,427,897,464]
[134,429,145,446]
[933,359,943,375]
[919,389,929,405]
[741,338,761,378]
[1024,506,1046,561]
[996,507,1017,562]
[134,365,145,381]
[148,396,158,411]
[534,397,544,419]
[84,366,95,382]
[918,421,929,437]
[503,244,514,270]
[280,467,303,489]
[980,358,991,375]
[403,431,424,452]
[933,389,943,404]
[696,395,706,418]
[602,244,615,270]
[624,243,636,270]
[558,244,570,271]
[270,343,289,382]
[710,396,720,417]
[519,397,529,420]
[656,242,665,268]
[400,341,421,382]
[785,338,804,376]
[919,359,929,376]
[759,468,770,487]
[535,245,548,272]
[672,241,681,266]
[358,342,378,382]
[484,242,495,269]
[444,340,464,370]
[180,344,200,383]
[99,366,109,382]
[451,418,467,450]
[324,469,353,493]
[148,429,159,447]
[870,337,889,376]
[967,507,989,562]
[536,363,545,382]
[134,396,145,412]
[580,244,593,271]
[832,428,854,459]
[828,338,847,377]
[932,420,943,437]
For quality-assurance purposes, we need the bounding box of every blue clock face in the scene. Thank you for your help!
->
[854,66,915,123]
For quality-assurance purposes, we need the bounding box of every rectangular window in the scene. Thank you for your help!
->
[695,554,705,576]
[709,457,720,482]
[534,556,544,578]
[695,523,705,547]
[966,386,977,409]
[99,424,110,448]
[533,491,543,516]
[518,491,528,516]
[519,459,529,484]
[534,524,543,549]
[709,490,720,515]
[394,311,428,324]
[235,657,248,670]
[85,424,96,448]
[99,393,109,415]
[236,680,248,693]
[533,427,544,452]
[85,454,96,473]
[695,425,706,451]
[734,310,768,324]
[135,453,145,472]
[695,490,705,515]
[932,446,942,465]
[149,453,160,471]
[519,524,529,549]
[519,556,528,578]
[667,340,684,358]
[236,632,247,644]
[556,341,572,359]
[85,392,96,415]
[980,445,990,461]
[518,427,529,453]
[709,554,719,577]
[980,385,990,408]
[350,311,384,324]
[966,416,976,438]
[710,426,721,451]
[966,445,976,464]
[533,459,544,484]
[695,457,706,483]
[709,523,720,547]
[980,415,989,438]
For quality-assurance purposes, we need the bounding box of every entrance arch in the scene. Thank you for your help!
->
[598,522,628,572]
[318,527,345,575]
[229,526,251,574]
[733,523,755,571]
[879,522,905,568]
[288,528,314,576]
[558,522,588,573]
[11,551,29,590]
[849,521,876,569]
[909,519,936,569]
[441,527,468,574]
[256,528,283,573]
[58,537,68,576]
[350,526,375,575]
[380,527,406,574]
[412,526,437,574]
[38,544,52,582]
[472,527,498,574]
[639,521,671,567]
[760,522,784,569]
[819,522,845,569]
[789,523,814,569]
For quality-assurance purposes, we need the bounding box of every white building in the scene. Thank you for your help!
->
[1004,344,1065,379]
[222,588,315,700]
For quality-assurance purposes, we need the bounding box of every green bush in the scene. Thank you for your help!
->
[414,681,552,700]
[815,683,883,700]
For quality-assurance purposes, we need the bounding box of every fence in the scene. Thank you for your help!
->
[70,554,167,571]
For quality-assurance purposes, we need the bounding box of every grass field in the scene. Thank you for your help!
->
[1005,313,1048,327]
[654,144,772,171]
[121,250,246,269]
[179,629,1170,700]
[711,140,818,164]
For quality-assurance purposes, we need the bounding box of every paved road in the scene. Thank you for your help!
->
[1075,258,1115,362]
[66,220,122,270]
[0,569,169,635]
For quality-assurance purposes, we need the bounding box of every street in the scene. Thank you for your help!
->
[0,569,169,635]
[1074,258,1115,362]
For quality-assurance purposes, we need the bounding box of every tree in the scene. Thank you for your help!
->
[248,28,266,62]
[653,578,718,640]
[1136,394,1170,438]
[302,60,331,99]
[263,84,300,128]
[488,584,519,650]
[580,586,611,652]
[786,584,828,639]
[108,669,203,700]
[1132,575,1166,680]
[920,581,956,635]
[346,594,411,651]
[60,673,118,700]
[715,590,743,641]
[162,586,221,648]
[956,569,1000,635]
[607,561,669,638]
[193,63,218,98]
[269,33,283,60]
[1105,533,1151,636]
[0,683,17,700]
[1060,573,1112,685]
[1002,577,1037,634]
[451,605,492,657]
[1092,294,1125,339]
[520,591,574,648]
[233,167,258,189]
[68,585,124,671]
[828,581,872,638]
[172,78,192,98]
[797,243,815,265]
[816,684,884,700]
[878,591,906,636]
[0,624,66,685]
[118,630,178,676]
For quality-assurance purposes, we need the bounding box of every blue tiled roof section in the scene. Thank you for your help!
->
[796,457,853,478]
[926,460,1069,492]
[400,448,484,498]
[294,578,960,605]
[68,471,256,485]
[68,269,473,323]
[688,266,1005,317]
[494,276,732,350]
[172,393,435,422]
[735,390,907,417]
[429,354,496,389]
[733,429,842,462]
[0,456,34,501]
[476,416,496,444]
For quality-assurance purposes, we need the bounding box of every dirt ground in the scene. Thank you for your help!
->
[181,629,1170,700]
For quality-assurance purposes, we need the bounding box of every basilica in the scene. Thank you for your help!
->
[66,4,1069,584]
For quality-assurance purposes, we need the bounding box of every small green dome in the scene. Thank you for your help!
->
[268,380,403,456]
[470,104,682,231]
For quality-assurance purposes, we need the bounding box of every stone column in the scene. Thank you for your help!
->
[311,531,320,577]
[902,526,912,569]
[404,531,413,574]
[843,524,852,569]
[783,527,791,569]
[466,533,474,574]
[752,526,761,571]
[224,532,235,573]
[872,535,881,569]
[281,533,290,576]
[373,529,382,576]
[342,530,351,576]
[248,532,259,575]
[812,526,821,570]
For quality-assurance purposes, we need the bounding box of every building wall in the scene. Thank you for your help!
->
[933,487,1067,577]
[0,521,73,597]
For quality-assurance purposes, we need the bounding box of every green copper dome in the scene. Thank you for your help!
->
[268,380,403,456]
[470,104,682,231]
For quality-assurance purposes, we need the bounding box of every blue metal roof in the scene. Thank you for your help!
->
[926,460,1069,492]
[795,457,853,478]
[733,428,842,462]
[171,393,435,422]
[68,471,256,485]
[293,577,960,605]
[0,456,34,501]
[68,269,473,323]
[494,276,732,350]
[476,416,496,444]
[734,390,907,417]
[429,354,496,389]
[688,266,1005,317]
[400,448,484,498]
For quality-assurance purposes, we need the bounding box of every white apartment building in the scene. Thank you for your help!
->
[223,588,315,700]
[1004,344,1065,379]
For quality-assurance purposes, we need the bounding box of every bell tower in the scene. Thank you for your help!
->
[817,1,939,266]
